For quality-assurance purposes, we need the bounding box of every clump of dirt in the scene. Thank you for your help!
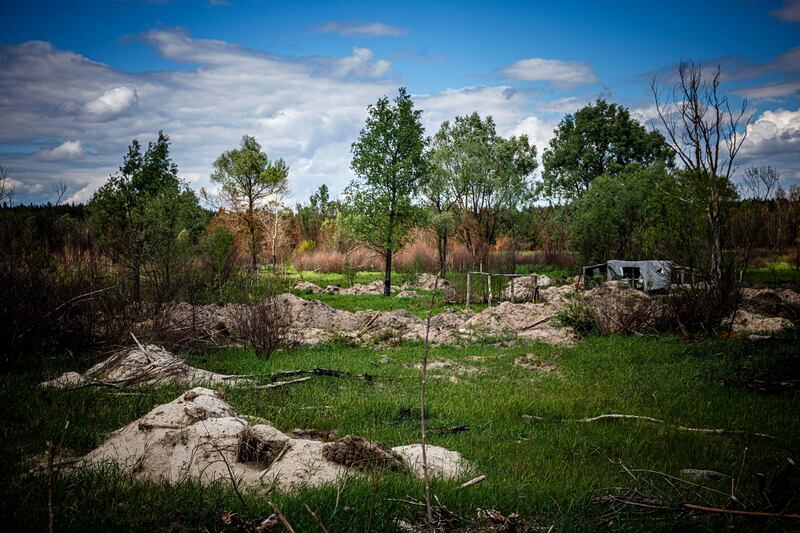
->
[322,435,407,470]
[237,425,289,467]
[41,344,250,389]
[81,388,473,493]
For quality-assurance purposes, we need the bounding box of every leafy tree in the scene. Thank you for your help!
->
[569,165,706,266]
[541,99,672,202]
[296,184,338,245]
[430,113,537,263]
[343,87,427,296]
[89,132,204,303]
[206,135,289,272]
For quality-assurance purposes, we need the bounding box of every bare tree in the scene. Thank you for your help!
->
[51,178,68,205]
[0,165,14,206]
[652,62,750,282]
[742,166,779,202]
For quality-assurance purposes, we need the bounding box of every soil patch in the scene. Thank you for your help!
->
[81,388,474,493]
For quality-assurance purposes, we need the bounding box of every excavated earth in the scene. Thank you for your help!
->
[81,387,473,493]
[42,344,251,389]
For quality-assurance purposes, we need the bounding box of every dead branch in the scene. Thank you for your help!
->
[429,425,469,434]
[458,475,486,490]
[253,377,311,389]
[304,504,330,533]
[575,413,776,440]
[419,273,440,531]
[269,501,296,533]
[682,502,800,520]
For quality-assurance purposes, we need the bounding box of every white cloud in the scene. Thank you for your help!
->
[316,21,407,37]
[735,80,800,100]
[84,86,138,119]
[742,108,800,156]
[332,47,391,78]
[500,57,597,88]
[38,140,84,161]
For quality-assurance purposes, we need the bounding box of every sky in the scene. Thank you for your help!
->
[1,0,799,205]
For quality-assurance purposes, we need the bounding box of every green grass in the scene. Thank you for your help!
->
[745,260,800,287]
[2,335,799,531]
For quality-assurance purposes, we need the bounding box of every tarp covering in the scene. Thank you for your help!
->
[583,260,672,291]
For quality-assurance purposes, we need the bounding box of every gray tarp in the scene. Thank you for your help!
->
[583,260,673,291]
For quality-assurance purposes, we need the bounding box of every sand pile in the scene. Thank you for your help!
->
[42,345,250,389]
[499,274,553,302]
[583,282,673,334]
[464,301,578,346]
[730,309,794,334]
[82,388,473,493]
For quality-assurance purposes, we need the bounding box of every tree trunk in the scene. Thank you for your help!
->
[437,233,447,277]
[249,221,258,273]
[133,260,141,304]
[383,249,392,297]
[709,180,722,283]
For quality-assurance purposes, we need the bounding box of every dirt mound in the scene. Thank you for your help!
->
[42,345,249,389]
[463,301,577,346]
[779,288,800,305]
[323,435,406,470]
[500,275,554,302]
[538,284,578,308]
[82,388,472,493]
[730,309,794,335]
[396,290,418,298]
[339,280,386,295]
[292,281,323,293]
[401,273,454,291]
[393,444,472,480]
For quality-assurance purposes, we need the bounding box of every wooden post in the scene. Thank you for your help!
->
[487,274,493,307]
[510,277,515,304]
[465,273,471,308]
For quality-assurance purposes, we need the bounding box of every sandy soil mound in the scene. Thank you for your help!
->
[730,309,794,334]
[42,345,249,389]
[499,274,553,302]
[464,301,578,346]
[292,280,324,293]
[82,388,472,492]
[393,444,472,480]
[401,273,454,292]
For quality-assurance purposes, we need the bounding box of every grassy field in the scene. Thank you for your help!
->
[2,333,799,531]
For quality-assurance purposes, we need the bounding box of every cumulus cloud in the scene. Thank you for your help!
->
[500,57,597,88]
[331,47,392,78]
[315,20,407,37]
[38,140,84,161]
[84,86,138,119]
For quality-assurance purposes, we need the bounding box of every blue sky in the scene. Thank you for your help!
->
[1,0,799,204]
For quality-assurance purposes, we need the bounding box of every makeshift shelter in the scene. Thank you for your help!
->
[582,260,672,292]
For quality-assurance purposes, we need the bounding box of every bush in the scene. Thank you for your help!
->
[553,296,597,336]
[229,296,290,359]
